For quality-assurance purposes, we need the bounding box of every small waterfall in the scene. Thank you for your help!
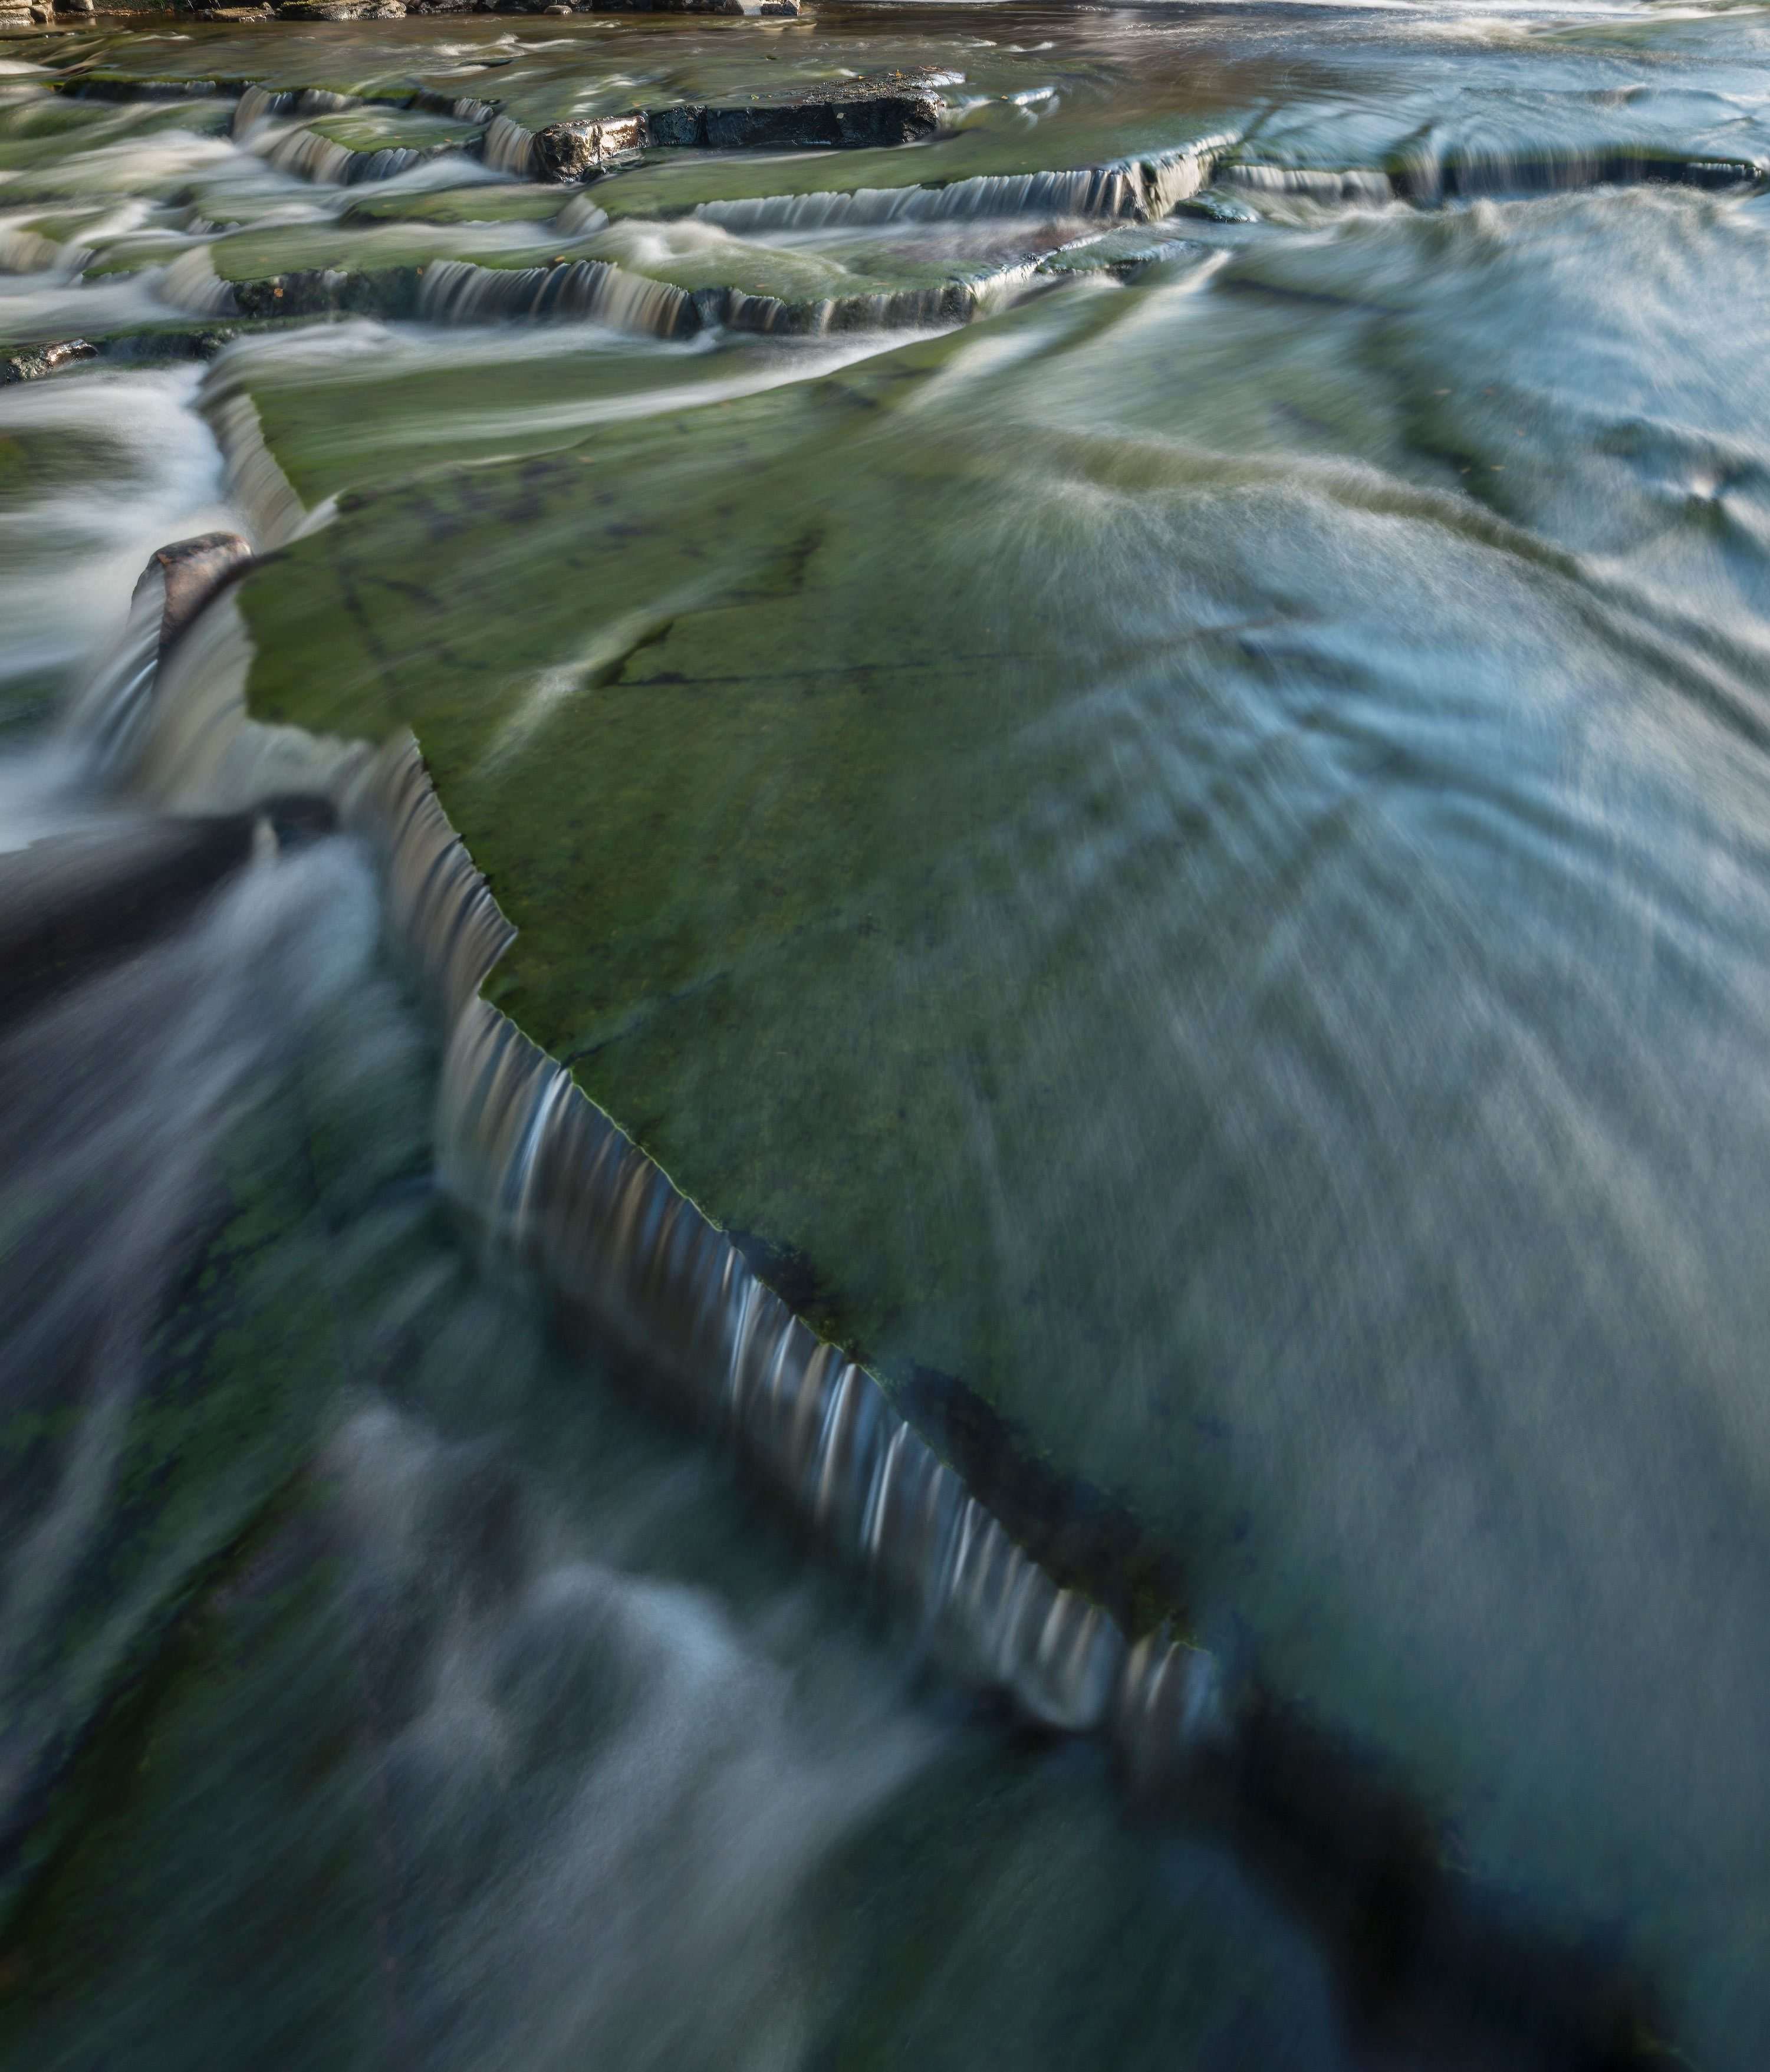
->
[261,127,360,187]
[554,193,610,236]
[123,568,367,813]
[61,532,256,781]
[1390,139,1763,202]
[0,226,64,275]
[354,734,513,1022]
[58,584,163,777]
[336,732,1228,1775]
[1220,162,1395,206]
[1142,141,1224,216]
[712,278,977,338]
[157,245,238,319]
[481,112,537,178]
[708,255,1050,340]
[202,388,305,549]
[695,170,1131,234]
[690,145,1222,236]
[418,256,696,340]
[260,126,432,188]
[232,83,299,139]
[1223,146,1765,209]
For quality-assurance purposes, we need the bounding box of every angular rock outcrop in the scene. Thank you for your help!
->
[646,78,944,153]
[530,113,646,183]
[137,533,256,653]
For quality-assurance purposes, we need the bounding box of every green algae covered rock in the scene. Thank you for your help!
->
[224,213,1770,2067]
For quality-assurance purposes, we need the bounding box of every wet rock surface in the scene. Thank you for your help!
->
[2,339,97,383]
[139,529,254,647]
[530,109,643,180]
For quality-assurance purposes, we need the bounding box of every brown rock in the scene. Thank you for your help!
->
[530,113,646,182]
[136,532,255,651]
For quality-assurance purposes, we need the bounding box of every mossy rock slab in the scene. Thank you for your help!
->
[228,199,1770,2066]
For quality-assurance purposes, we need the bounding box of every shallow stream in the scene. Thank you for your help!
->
[3,5,1769,2067]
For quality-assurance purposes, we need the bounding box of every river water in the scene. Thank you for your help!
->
[2,4,1769,2068]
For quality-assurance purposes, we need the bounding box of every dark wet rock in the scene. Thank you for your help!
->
[530,113,645,184]
[274,0,404,17]
[57,74,235,104]
[82,326,245,370]
[0,819,256,1032]
[230,264,423,321]
[138,532,255,652]
[255,792,340,848]
[644,77,944,152]
[2,340,97,386]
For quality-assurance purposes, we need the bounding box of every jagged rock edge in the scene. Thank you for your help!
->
[341,729,1223,1770]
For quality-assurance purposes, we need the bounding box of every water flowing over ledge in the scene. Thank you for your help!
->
[417,255,696,337]
[99,544,1666,2067]
[353,730,1223,1754]
[96,518,1225,1781]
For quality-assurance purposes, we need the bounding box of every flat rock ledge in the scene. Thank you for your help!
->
[525,78,946,182]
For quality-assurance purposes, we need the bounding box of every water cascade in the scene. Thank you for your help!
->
[8,7,1770,2067]
[416,255,696,337]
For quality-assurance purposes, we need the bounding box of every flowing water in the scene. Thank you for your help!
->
[4,3,1770,2067]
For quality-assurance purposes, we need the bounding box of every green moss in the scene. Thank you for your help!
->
[340,181,569,226]
[235,304,1166,1462]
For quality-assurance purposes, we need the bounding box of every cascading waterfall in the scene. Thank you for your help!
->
[57,583,166,777]
[554,192,611,236]
[1222,144,1765,206]
[200,390,306,548]
[232,83,299,138]
[88,498,1228,1793]
[692,145,1225,236]
[481,111,538,177]
[0,225,63,275]
[417,250,1044,341]
[344,735,1226,1771]
[417,255,695,338]
[16,12,1770,2060]
[156,244,238,318]
[259,126,436,188]
[713,270,1035,337]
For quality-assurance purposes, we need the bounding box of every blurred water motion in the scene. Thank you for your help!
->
[4,3,1770,2067]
